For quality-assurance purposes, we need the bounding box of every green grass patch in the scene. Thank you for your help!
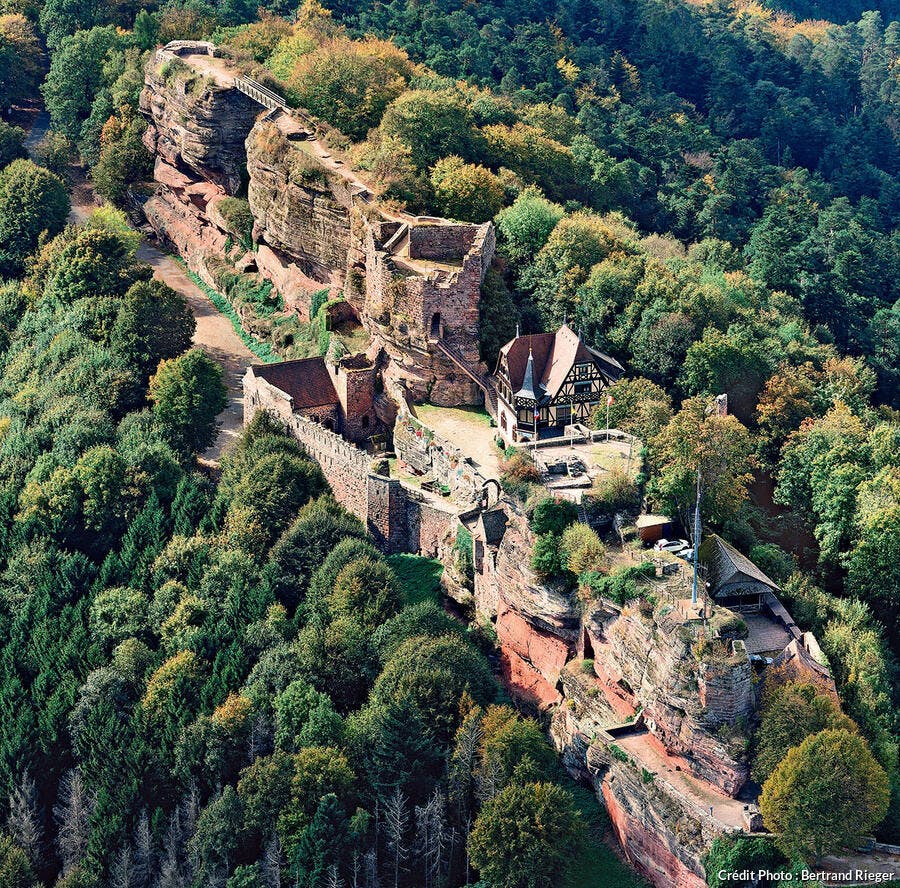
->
[569,785,648,888]
[177,260,279,363]
[417,402,493,427]
[387,553,443,606]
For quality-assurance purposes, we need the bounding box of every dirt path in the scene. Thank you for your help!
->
[27,117,255,462]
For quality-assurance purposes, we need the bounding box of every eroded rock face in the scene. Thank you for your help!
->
[481,504,581,706]
[246,121,353,286]
[598,754,718,888]
[595,605,751,796]
[474,500,754,888]
[141,57,259,194]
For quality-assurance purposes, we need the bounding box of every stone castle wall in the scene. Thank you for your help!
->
[392,412,490,506]
[244,383,458,556]
[140,53,496,407]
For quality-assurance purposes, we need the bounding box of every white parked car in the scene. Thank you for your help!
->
[653,538,690,554]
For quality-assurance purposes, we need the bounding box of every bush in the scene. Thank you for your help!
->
[531,532,563,577]
[582,562,654,605]
[499,449,541,500]
[586,467,641,521]
[560,523,605,575]
[529,496,578,536]
[218,197,255,251]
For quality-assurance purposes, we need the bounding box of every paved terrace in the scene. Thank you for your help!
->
[614,730,749,830]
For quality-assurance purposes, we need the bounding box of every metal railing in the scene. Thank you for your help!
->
[234,76,288,113]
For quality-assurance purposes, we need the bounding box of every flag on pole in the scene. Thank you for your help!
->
[606,394,614,407]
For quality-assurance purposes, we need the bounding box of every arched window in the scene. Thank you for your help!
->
[430,312,441,338]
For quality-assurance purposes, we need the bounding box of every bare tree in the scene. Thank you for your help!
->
[248,711,273,762]
[362,849,379,888]
[7,768,44,866]
[180,784,200,884]
[158,808,184,888]
[133,809,153,888]
[380,787,408,888]
[474,752,503,806]
[326,864,344,888]
[414,790,447,888]
[111,846,135,888]
[53,768,94,874]
[350,852,360,888]
[262,835,283,888]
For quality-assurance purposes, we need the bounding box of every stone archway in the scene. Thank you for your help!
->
[481,478,501,508]
[430,312,442,339]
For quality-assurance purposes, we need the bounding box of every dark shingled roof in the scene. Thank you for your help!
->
[252,357,339,410]
[699,534,780,594]
[497,324,623,400]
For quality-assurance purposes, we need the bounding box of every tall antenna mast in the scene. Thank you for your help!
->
[691,469,701,606]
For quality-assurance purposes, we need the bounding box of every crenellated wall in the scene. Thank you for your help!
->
[243,389,459,557]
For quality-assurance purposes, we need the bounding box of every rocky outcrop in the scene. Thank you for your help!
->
[598,751,721,888]
[141,55,259,194]
[246,121,353,293]
[476,503,581,706]
[589,604,751,796]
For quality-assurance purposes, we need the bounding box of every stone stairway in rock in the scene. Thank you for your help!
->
[430,338,497,416]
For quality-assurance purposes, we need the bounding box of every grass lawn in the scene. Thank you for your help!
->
[569,785,649,888]
[387,553,444,606]
[416,402,494,426]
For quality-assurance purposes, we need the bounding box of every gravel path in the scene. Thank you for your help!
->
[28,116,255,463]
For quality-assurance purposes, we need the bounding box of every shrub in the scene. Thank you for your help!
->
[218,197,255,251]
[560,522,606,575]
[499,449,541,500]
[531,533,563,577]
[529,496,578,536]
[586,467,641,521]
[582,562,654,605]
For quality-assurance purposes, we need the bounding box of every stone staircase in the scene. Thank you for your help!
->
[430,337,497,415]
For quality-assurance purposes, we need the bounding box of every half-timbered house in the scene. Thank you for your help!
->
[493,323,623,443]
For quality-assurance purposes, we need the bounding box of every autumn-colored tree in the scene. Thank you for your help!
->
[760,729,889,862]
[648,396,756,532]
[560,523,606,575]
[756,362,819,447]
[285,37,413,140]
[430,156,506,223]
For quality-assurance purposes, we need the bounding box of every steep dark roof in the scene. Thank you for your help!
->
[479,508,509,546]
[497,324,623,400]
[252,357,339,410]
[699,534,780,594]
[515,348,544,401]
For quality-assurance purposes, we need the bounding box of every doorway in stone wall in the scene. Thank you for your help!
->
[430,312,442,339]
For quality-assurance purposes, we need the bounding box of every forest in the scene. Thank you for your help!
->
[0,195,608,888]
[0,0,899,884]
